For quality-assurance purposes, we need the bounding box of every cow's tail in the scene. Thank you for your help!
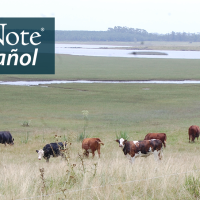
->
[164,134,167,148]
[96,138,104,145]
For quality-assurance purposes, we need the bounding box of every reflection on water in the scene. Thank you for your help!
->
[1,80,200,86]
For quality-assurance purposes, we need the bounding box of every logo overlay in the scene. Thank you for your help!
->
[0,18,55,74]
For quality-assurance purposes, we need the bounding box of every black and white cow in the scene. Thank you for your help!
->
[36,142,67,162]
[0,131,14,146]
[116,138,163,164]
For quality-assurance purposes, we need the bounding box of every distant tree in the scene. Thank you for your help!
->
[55,27,200,42]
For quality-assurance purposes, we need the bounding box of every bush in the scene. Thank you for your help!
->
[116,131,129,140]
[22,120,31,127]
[77,132,89,142]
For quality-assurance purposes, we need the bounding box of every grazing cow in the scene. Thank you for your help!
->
[188,125,200,142]
[144,133,167,147]
[0,131,14,146]
[36,142,67,162]
[82,138,104,158]
[116,138,163,164]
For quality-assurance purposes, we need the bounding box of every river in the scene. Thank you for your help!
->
[1,80,200,86]
[55,44,200,59]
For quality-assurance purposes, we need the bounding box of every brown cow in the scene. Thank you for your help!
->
[188,125,200,142]
[116,138,163,164]
[144,133,167,147]
[82,138,104,158]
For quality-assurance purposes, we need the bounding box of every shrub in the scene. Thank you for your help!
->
[116,131,129,140]
[77,132,89,142]
[22,120,31,127]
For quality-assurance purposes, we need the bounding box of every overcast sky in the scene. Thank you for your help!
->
[1,0,200,34]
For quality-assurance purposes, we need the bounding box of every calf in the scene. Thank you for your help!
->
[82,138,104,158]
[0,131,14,146]
[188,125,200,142]
[116,138,163,164]
[36,142,67,162]
[144,133,167,147]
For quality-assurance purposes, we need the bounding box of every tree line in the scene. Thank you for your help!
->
[55,26,200,42]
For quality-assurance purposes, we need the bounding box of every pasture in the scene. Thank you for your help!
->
[0,54,200,81]
[0,54,200,199]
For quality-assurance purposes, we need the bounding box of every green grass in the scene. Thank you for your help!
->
[0,54,200,199]
[0,54,200,81]
[0,83,200,148]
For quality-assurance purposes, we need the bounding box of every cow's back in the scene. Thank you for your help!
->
[134,140,152,154]
[144,133,166,147]
[189,125,200,135]
[82,138,91,150]
[149,139,163,150]
[123,140,152,155]
[82,138,101,150]
[189,125,200,141]
[0,131,14,144]
[43,143,62,157]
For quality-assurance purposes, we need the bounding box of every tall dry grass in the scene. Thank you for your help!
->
[0,139,200,200]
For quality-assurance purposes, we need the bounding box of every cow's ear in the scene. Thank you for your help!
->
[36,150,38,153]
[115,139,119,143]
[124,140,127,144]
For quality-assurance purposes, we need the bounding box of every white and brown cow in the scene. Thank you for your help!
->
[116,138,163,164]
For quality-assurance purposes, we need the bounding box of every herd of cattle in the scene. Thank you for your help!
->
[0,125,199,164]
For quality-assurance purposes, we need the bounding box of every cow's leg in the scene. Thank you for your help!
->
[163,141,166,148]
[153,150,159,161]
[44,156,50,163]
[4,142,7,146]
[60,152,66,160]
[85,150,89,157]
[97,148,101,158]
[83,150,89,157]
[130,156,135,164]
[158,149,163,160]
[92,151,95,158]
[192,136,195,142]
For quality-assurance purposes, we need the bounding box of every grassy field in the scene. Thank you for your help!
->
[0,54,200,199]
[0,54,200,81]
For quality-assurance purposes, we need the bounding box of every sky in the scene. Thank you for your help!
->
[1,0,200,34]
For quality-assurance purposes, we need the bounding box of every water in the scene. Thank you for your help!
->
[55,44,130,49]
[1,80,200,86]
[55,44,200,59]
[1,44,199,86]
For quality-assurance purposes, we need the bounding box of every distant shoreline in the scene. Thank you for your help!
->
[55,41,200,51]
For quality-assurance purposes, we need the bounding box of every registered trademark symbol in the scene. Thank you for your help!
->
[41,27,45,32]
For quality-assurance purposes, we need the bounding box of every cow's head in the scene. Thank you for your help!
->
[36,149,44,160]
[10,138,14,145]
[115,138,127,147]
